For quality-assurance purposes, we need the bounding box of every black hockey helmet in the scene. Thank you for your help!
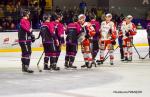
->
[43,13,51,22]
[72,15,78,22]
[54,13,63,20]
[22,9,30,17]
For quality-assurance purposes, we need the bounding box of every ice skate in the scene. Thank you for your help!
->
[22,64,34,73]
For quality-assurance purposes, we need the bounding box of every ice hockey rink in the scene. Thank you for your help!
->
[0,46,150,97]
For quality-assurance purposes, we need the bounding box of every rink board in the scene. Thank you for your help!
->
[0,29,148,52]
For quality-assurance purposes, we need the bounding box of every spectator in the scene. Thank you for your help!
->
[97,7,103,22]
[22,0,29,7]
[85,10,91,22]
[6,2,16,15]
[79,0,87,14]
[0,19,3,31]
[117,13,125,24]
[101,12,106,21]
[0,1,5,8]
[0,26,2,31]
[16,1,21,10]
[112,13,119,25]
[91,7,97,15]
[0,8,4,18]
[31,1,40,29]
[0,0,8,6]
[2,16,16,30]
[39,0,46,19]
[147,10,150,20]
[55,6,62,14]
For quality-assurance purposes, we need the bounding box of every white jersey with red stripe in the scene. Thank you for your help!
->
[100,21,116,40]
[120,21,136,39]
[82,22,95,34]
[78,22,96,42]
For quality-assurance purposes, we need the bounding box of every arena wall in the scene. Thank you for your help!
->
[0,30,148,52]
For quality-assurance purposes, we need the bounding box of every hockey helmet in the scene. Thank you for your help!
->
[106,13,112,17]
[43,13,51,22]
[78,14,86,21]
[22,9,30,17]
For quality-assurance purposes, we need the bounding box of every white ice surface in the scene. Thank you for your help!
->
[0,47,150,97]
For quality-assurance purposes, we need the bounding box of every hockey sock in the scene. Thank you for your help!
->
[100,50,104,61]
[44,56,49,65]
[109,50,114,64]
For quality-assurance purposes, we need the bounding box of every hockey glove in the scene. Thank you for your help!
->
[85,34,90,39]
[31,34,35,43]
[111,40,116,45]
[108,29,112,34]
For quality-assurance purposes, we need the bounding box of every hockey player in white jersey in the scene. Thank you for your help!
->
[98,13,117,65]
[119,15,137,61]
[78,14,96,68]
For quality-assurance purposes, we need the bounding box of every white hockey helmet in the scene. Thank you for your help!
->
[78,14,86,20]
[106,13,112,17]
[126,15,133,19]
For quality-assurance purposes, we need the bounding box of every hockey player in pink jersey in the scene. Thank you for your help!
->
[53,13,65,69]
[90,14,100,65]
[18,10,35,73]
[64,16,82,69]
[39,14,60,70]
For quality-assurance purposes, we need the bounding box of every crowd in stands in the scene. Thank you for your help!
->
[0,0,150,31]
[0,0,45,31]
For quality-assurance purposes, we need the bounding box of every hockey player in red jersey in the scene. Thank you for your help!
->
[78,14,96,68]
[119,15,137,61]
[98,13,117,65]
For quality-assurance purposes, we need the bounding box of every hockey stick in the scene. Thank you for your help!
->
[103,45,119,62]
[132,43,144,59]
[36,51,44,72]
[96,45,119,64]
[11,37,39,47]
[11,43,19,46]
[143,52,149,59]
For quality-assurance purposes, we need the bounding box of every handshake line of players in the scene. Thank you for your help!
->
[18,9,137,73]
